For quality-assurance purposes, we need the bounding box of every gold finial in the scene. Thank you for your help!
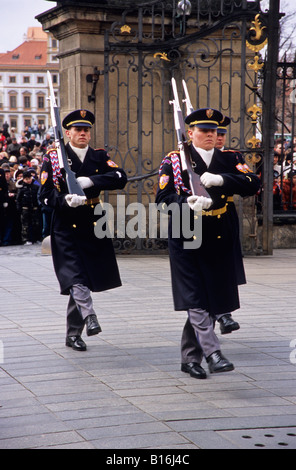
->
[248,55,264,73]
[247,135,261,149]
[246,14,268,52]
[153,52,170,62]
[247,104,262,122]
[120,24,131,34]
[250,14,266,41]
[245,152,262,165]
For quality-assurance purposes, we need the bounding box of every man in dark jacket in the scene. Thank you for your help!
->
[156,108,260,379]
[0,168,8,245]
[38,109,127,351]
[16,170,40,245]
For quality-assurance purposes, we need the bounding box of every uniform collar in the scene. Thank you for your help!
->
[193,145,214,168]
[69,143,89,162]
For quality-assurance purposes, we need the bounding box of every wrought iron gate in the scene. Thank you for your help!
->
[100,0,270,253]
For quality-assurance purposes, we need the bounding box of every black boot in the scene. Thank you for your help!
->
[85,314,102,336]
[218,314,240,334]
[181,362,207,379]
[66,335,87,351]
[206,350,234,373]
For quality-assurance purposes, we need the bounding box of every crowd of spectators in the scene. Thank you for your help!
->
[273,136,296,211]
[0,122,54,246]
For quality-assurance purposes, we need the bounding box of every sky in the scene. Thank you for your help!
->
[0,0,295,53]
[0,0,55,53]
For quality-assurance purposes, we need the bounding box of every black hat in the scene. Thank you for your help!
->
[217,115,230,134]
[62,109,95,129]
[185,108,223,129]
[23,170,33,179]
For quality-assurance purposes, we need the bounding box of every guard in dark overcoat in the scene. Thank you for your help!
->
[38,109,127,351]
[155,108,260,379]
[214,114,244,334]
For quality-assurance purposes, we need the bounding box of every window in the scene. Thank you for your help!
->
[10,95,17,109]
[23,95,31,109]
[9,76,16,83]
[23,76,30,83]
[52,74,58,84]
[35,54,42,60]
[10,118,17,130]
[37,95,45,109]
[12,54,19,60]
[37,76,44,84]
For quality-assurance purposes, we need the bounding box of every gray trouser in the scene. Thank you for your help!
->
[66,284,96,336]
[181,308,220,364]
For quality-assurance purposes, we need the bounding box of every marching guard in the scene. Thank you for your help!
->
[156,107,260,378]
[39,109,127,351]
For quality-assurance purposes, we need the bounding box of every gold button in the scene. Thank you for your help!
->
[72,224,76,228]
[91,204,94,208]
[221,194,225,199]
[194,215,198,219]
[217,214,221,219]
[217,235,221,239]
[93,222,96,226]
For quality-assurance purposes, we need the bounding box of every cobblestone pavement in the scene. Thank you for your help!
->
[1,244,296,450]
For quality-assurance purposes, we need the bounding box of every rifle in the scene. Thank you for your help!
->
[170,78,210,197]
[47,71,85,196]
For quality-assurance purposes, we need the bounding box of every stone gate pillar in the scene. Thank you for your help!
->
[37,1,125,148]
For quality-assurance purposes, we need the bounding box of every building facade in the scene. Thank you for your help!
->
[0,27,59,136]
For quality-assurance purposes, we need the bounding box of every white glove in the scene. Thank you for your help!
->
[3,202,8,208]
[76,176,94,189]
[200,172,223,188]
[65,194,87,208]
[187,195,213,211]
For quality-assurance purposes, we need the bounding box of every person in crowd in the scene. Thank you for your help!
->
[2,121,10,138]
[156,107,260,379]
[16,169,40,245]
[6,137,21,158]
[0,167,8,245]
[27,134,40,153]
[273,170,282,211]
[2,168,20,245]
[41,133,53,154]
[38,109,127,352]
[282,170,296,211]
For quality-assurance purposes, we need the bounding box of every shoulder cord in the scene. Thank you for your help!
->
[159,152,192,195]
[48,149,64,189]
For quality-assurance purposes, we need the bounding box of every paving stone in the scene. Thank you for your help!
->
[1,245,296,449]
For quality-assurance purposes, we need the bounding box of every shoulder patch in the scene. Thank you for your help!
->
[159,174,170,189]
[236,162,252,173]
[107,159,119,168]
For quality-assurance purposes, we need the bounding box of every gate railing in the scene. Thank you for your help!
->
[98,0,275,254]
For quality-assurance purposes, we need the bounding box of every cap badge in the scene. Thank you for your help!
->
[206,109,214,119]
[80,110,87,118]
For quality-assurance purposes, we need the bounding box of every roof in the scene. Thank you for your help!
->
[26,27,47,42]
[0,41,48,67]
